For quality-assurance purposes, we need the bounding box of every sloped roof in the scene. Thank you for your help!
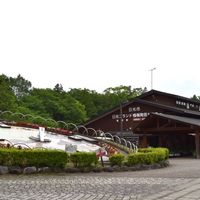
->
[138,89,200,104]
[84,90,200,126]
[151,113,200,127]
[137,99,200,117]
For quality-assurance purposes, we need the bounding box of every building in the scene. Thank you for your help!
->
[85,90,200,158]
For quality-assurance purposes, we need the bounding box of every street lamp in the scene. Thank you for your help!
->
[149,67,156,90]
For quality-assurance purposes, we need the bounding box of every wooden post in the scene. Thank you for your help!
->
[195,132,200,159]
[139,135,148,148]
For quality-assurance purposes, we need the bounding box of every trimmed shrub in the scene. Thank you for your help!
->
[70,152,98,168]
[138,148,169,160]
[127,148,169,166]
[0,148,69,168]
[109,154,125,167]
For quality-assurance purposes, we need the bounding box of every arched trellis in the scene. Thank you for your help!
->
[121,138,127,147]
[113,135,121,144]
[57,121,68,129]
[46,118,58,126]
[96,129,107,139]
[11,143,31,149]
[105,132,114,141]
[78,125,88,135]
[0,110,13,116]
[23,114,36,120]
[67,123,78,132]
[0,139,13,146]
[126,140,137,152]
[33,116,47,122]
[132,142,138,152]
[87,127,97,137]
[127,141,133,149]
[11,112,25,119]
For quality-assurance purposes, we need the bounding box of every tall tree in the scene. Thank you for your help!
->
[0,74,17,111]
[54,83,64,94]
[68,88,99,118]
[20,88,87,123]
[9,74,32,99]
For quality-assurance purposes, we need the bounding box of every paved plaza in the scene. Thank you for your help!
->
[1,158,200,200]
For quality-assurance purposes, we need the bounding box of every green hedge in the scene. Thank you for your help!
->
[127,148,169,166]
[70,152,98,168]
[0,148,69,168]
[138,148,169,160]
[109,154,125,166]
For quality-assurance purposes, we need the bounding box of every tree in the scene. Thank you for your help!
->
[54,83,64,94]
[103,85,146,107]
[192,95,200,102]
[9,74,32,99]
[0,74,17,111]
[104,85,146,101]
[20,88,87,124]
[1,73,148,123]
[68,88,99,118]
[68,86,146,120]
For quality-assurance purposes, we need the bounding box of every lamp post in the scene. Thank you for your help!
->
[149,67,156,90]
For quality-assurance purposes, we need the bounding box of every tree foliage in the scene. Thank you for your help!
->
[9,74,32,99]
[0,74,147,124]
[192,94,200,102]
[0,75,17,111]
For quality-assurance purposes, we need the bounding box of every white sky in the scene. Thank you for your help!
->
[0,0,200,98]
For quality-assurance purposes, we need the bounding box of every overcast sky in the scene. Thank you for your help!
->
[0,0,200,98]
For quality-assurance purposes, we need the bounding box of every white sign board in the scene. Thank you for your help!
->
[39,127,45,142]
[65,144,77,153]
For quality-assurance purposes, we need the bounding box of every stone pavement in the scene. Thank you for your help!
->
[1,158,200,200]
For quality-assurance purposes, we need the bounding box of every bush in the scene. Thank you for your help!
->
[0,148,69,168]
[138,148,169,160]
[109,154,125,166]
[127,148,169,166]
[70,152,98,168]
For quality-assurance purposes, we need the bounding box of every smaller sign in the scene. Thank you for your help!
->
[96,147,106,157]
[65,144,77,153]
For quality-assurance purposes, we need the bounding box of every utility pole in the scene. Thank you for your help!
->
[149,68,156,90]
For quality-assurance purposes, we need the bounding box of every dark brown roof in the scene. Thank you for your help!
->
[139,90,200,104]
[151,113,200,127]
[136,99,200,117]
[84,90,200,126]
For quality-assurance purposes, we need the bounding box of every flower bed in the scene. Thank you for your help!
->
[5,121,73,135]
[0,147,169,175]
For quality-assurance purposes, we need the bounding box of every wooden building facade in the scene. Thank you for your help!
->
[85,90,200,158]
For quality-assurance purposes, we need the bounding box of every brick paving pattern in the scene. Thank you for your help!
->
[1,158,200,199]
